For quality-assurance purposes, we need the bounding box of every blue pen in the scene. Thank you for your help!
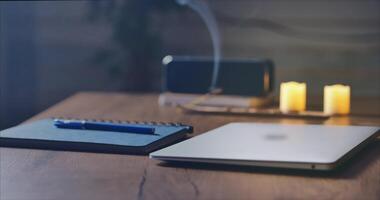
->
[54,119,155,134]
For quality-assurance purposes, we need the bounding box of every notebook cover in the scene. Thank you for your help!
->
[0,119,192,154]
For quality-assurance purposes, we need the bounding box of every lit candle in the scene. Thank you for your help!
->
[280,82,306,113]
[324,84,350,115]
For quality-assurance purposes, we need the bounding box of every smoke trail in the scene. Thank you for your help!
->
[177,0,221,91]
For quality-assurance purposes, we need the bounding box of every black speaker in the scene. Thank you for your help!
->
[162,56,274,97]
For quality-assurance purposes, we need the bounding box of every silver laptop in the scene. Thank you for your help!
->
[150,123,380,170]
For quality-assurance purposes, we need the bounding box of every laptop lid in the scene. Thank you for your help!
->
[150,123,379,170]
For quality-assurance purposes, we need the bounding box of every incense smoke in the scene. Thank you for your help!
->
[177,0,221,91]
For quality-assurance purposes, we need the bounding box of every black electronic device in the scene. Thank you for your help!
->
[162,56,274,97]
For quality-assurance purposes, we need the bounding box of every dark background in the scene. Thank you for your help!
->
[1,0,379,129]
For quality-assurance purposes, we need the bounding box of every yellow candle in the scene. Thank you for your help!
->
[324,84,350,115]
[280,82,306,113]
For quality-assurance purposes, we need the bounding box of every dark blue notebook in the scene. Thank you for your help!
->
[0,119,193,154]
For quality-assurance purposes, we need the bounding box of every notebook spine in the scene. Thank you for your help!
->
[52,117,188,128]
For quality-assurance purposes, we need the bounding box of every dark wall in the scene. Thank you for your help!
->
[0,3,37,128]
[1,0,379,129]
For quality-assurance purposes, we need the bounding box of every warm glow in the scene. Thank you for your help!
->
[324,84,350,115]
[280,82,306,113]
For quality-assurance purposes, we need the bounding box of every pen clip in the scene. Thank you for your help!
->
[54,119,85,129]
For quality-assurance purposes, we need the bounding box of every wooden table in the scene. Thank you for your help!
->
[1,92,380,200]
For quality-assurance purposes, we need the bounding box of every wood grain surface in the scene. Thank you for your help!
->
[1,92,380,200]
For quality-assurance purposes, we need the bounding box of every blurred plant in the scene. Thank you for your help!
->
[88,0,180,91]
